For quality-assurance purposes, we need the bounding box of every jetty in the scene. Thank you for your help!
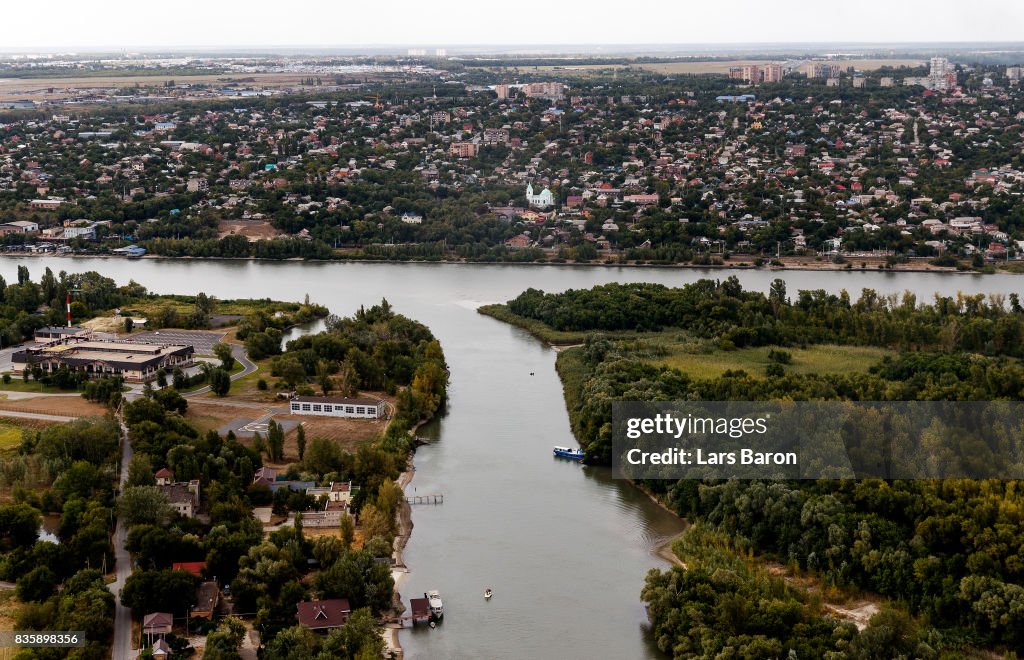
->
[407,493,444,505]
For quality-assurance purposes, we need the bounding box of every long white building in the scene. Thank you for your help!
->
[289,395,386,419]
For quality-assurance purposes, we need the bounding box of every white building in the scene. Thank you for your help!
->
[290,396,386,419]
[526,183,554,208]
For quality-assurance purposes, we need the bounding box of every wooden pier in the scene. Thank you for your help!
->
[407,493,444,505]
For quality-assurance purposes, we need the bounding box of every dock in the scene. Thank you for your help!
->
[407,493,444,505]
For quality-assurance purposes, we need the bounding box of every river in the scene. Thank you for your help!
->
[2,258,1021,659]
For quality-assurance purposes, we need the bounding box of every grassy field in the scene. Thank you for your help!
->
[655,343,891,380]
[0,380,68,394]
[484,303,891,379]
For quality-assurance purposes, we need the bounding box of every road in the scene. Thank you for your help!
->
[108,409,135,660]
[0,410,76,422]
[183,345,257,397]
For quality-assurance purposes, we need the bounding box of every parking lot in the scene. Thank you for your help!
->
[129,330,226,356]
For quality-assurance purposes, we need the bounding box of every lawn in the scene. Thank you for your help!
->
[654,344,892,380]
[0,379,71,394]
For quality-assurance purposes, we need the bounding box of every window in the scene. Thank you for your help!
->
[291,403,300,411]
[323,405,332,412]
[346,406,355,413]
[313,404,322,412]
[356,407,366,414]
[302,404,311,411]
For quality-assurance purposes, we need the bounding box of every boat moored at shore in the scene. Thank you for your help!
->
[425,590,444,620]
[553,446,585,460]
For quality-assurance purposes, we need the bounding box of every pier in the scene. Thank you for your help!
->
[407,493,444,505]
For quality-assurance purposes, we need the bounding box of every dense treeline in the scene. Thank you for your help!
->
[643,524,939,659]
[501,279,1024,654]
[0,418,121,659]
[509,278,1024,356]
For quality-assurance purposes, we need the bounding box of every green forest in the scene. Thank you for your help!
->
[490,279,1024,657]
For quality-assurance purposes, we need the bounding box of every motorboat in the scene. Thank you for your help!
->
[553,445,585,460]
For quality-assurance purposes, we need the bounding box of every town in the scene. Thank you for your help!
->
[1,54,1024,271]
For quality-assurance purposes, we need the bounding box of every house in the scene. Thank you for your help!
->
[29,199,64,210]
[158,480,200,518]
[193,581,220,619]
[289,396,386,419]
[253,466,277,486]
[151,638,171,658]
[0,220,39,234]
[154,467,174,486]
[329,481,354,505]
[297,598,352,632]
[142,612,173,638]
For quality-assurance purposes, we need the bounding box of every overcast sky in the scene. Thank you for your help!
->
[3,0,1023,50]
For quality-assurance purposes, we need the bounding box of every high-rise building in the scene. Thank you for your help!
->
[435,48,447,57]
[762,64,783,83]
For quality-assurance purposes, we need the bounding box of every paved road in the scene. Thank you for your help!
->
[109,411,135,660]
[0,409,76,422]
[183,345,257,397]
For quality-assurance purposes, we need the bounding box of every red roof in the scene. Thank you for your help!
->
[155,468,174,479]
[172,562,206,577]
[297,599,352,630]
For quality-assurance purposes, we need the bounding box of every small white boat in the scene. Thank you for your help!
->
[484,589,493,600]
[425,590,444,619]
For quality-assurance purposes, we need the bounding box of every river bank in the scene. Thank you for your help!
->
[5,250,1003,275]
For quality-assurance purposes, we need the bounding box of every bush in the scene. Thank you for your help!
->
[257,378,268,391]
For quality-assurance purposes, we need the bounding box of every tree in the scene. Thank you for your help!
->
[120,569,198,615]
[209,367,231,397]
[125,453,156,487]
[123,316,134,333]
[339,513,355,550]
[203,617,246,660]
[213,343,236,371]
[317,360,333,396]
[16,565,57,603]
[118,486,175,526]
[296,424,306,461]
[267,419,284,462]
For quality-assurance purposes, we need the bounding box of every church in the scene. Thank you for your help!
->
[526,183,554,208]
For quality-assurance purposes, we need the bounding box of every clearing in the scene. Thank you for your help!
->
[653,343,891,380]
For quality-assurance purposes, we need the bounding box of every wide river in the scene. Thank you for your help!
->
[3,258,1022,659]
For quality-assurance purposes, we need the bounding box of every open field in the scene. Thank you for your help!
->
[278,412,389,458]
[218,219,283,241]
[0,396,106,418]
[654,343,892,380]
[185,400,279,435]
[0,73,318,101]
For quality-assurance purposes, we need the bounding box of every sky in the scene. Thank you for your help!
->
[2,0,1023,50]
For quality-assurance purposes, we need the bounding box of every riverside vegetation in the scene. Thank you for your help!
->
[484,278,1024,658]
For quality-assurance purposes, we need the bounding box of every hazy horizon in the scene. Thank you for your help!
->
[3,0,1022,51]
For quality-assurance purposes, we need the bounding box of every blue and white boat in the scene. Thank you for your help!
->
[553,446,585,460]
